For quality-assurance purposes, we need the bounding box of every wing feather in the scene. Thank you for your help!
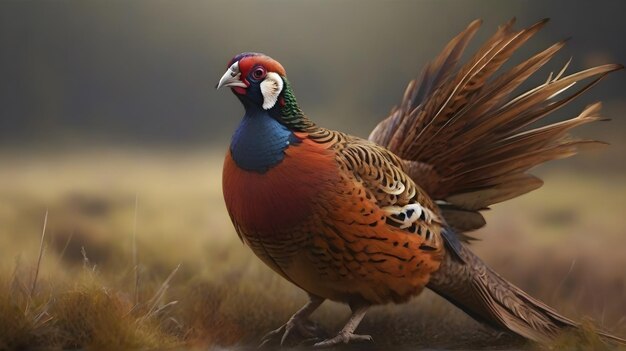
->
[369,19,622,236]
[313,129,444,248]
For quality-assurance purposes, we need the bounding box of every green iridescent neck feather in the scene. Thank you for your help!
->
[278,78,316,132]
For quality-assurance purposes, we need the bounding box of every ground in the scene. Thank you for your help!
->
[0,148,624,350]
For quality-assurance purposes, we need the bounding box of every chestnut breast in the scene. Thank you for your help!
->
[223,138,338,234]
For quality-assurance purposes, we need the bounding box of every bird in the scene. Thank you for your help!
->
[217,19,625,348]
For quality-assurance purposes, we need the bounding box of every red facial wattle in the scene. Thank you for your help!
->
[232,85,247,95]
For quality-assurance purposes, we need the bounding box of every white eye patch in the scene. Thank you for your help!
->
[260,72,284,110]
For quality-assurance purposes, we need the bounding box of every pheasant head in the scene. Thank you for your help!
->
[216,53,288,109]
[216,52,314,131]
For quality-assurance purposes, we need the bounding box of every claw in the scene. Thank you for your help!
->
[259,296,326,348]
[300,336,325,346]
[258,324,285,348]
[281,319,296,345]
[313,331,373,348]
[258,317,327,348]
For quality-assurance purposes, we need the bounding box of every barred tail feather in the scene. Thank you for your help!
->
[428,245,626,344]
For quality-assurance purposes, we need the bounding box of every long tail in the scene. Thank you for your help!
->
[369,18,623,234]
[427,245,626,344]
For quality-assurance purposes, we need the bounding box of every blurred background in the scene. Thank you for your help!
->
[0,0,625,349]
[1,0,626,148]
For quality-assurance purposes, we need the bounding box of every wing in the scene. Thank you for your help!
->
[298,128,468,303]
[308,128,459,254]
[369,18,622,235]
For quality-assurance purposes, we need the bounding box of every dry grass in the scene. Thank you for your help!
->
[0,260,179,350]
[0,149,625,350]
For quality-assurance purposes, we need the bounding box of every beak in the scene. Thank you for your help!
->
[216,61,248,90]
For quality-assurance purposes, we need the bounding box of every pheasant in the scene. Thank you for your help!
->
[217,19,625,347]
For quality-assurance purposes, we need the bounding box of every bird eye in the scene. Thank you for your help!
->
[252,66,266,80]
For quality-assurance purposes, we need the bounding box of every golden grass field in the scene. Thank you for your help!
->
[0,148,625,350]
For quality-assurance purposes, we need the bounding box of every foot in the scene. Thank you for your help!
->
[259,316,326,348]
[313,331,373,348]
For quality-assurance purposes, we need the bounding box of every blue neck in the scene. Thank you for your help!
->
[230,106,299,173]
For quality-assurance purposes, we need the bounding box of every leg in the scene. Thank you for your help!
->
[259,294,326,347]
[314,304,373,348]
